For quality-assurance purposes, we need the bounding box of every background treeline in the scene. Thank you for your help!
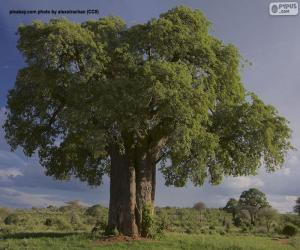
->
[0,189,299,239]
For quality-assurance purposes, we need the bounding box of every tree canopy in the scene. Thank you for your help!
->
[238,188,270,225]
[223,198,239,217]
[4,6,293,190]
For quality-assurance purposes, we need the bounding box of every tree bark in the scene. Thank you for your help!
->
[136,152,156,236]
[108,147,138,237]
[108,141,161,237]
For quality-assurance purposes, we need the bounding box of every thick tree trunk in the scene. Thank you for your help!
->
[108,144,160,237]
[108,147,138,237]
[136,153,156,237]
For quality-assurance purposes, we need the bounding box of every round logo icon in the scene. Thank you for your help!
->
[271,4,279,13]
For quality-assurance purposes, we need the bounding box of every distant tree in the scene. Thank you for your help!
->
[85,204,104,217]
[234,209,251,227]
[65,200,83,209]
[239,188,270,225]
[193,202,206,223]
[193,202,206,211]
[223,198,239,220]
[258,207,279,233]
[59,200,84,212]
[293,197,300,216]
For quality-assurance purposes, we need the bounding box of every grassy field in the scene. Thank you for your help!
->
[0,233,299,250]
[1,205,299,249]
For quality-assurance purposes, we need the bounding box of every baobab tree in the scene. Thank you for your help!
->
[4,6,293,237]
[239,188,270,225]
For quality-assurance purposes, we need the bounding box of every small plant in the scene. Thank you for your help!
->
[91,220,107,235]
[104,226,119,236]
[141,204,154,237]
[282,224,298,237]
[219,230,226,235]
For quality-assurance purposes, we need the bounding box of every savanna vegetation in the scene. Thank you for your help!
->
[0,192,300,249]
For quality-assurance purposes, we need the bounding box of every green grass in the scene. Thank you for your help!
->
[0,233,299,250]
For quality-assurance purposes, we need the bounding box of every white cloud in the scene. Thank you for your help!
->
[282,168,291,176]
[287,154,299,167]
[224,176,264,190]
[0,168,23,179]
[268,195,298,213]
[0,187,66,208]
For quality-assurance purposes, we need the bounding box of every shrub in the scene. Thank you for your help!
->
[158,212,171,230]
[56,218,72,230]
[0,208,12,221]
[0,226,12,235]
[256,226,268,234]
[240,226,249,233]
[44,218,54,226]
[4,214,19,225]
[219,230,226,235]
[85,205,103,217]
[44,217,72,230]
[141,204,154,237]
[148,219,165,239]
[91,220,107,235]
[70,211,81,225]
[282,224,298,237]
[104,226,119,236]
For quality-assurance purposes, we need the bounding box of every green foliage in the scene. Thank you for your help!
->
[0,205,300,249]
[258,207,279,232]
[91,220,107,236]
[141,204,154,237]
[238,188,270,225]
[4,214,20,225]
[104,226,119,236]
[0,208,12,222]
[282,224,298,237]
[156,209,172,231]
[280,213,300,227]
[70,211,82,226]
[44,218,53,226]
[52,217,72,231]
[85,204,103,217]
[239,189,270,209]
[4,6,293,190]
[224,198,239,221]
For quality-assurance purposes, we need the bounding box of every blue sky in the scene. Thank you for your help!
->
[0,0,299,212]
